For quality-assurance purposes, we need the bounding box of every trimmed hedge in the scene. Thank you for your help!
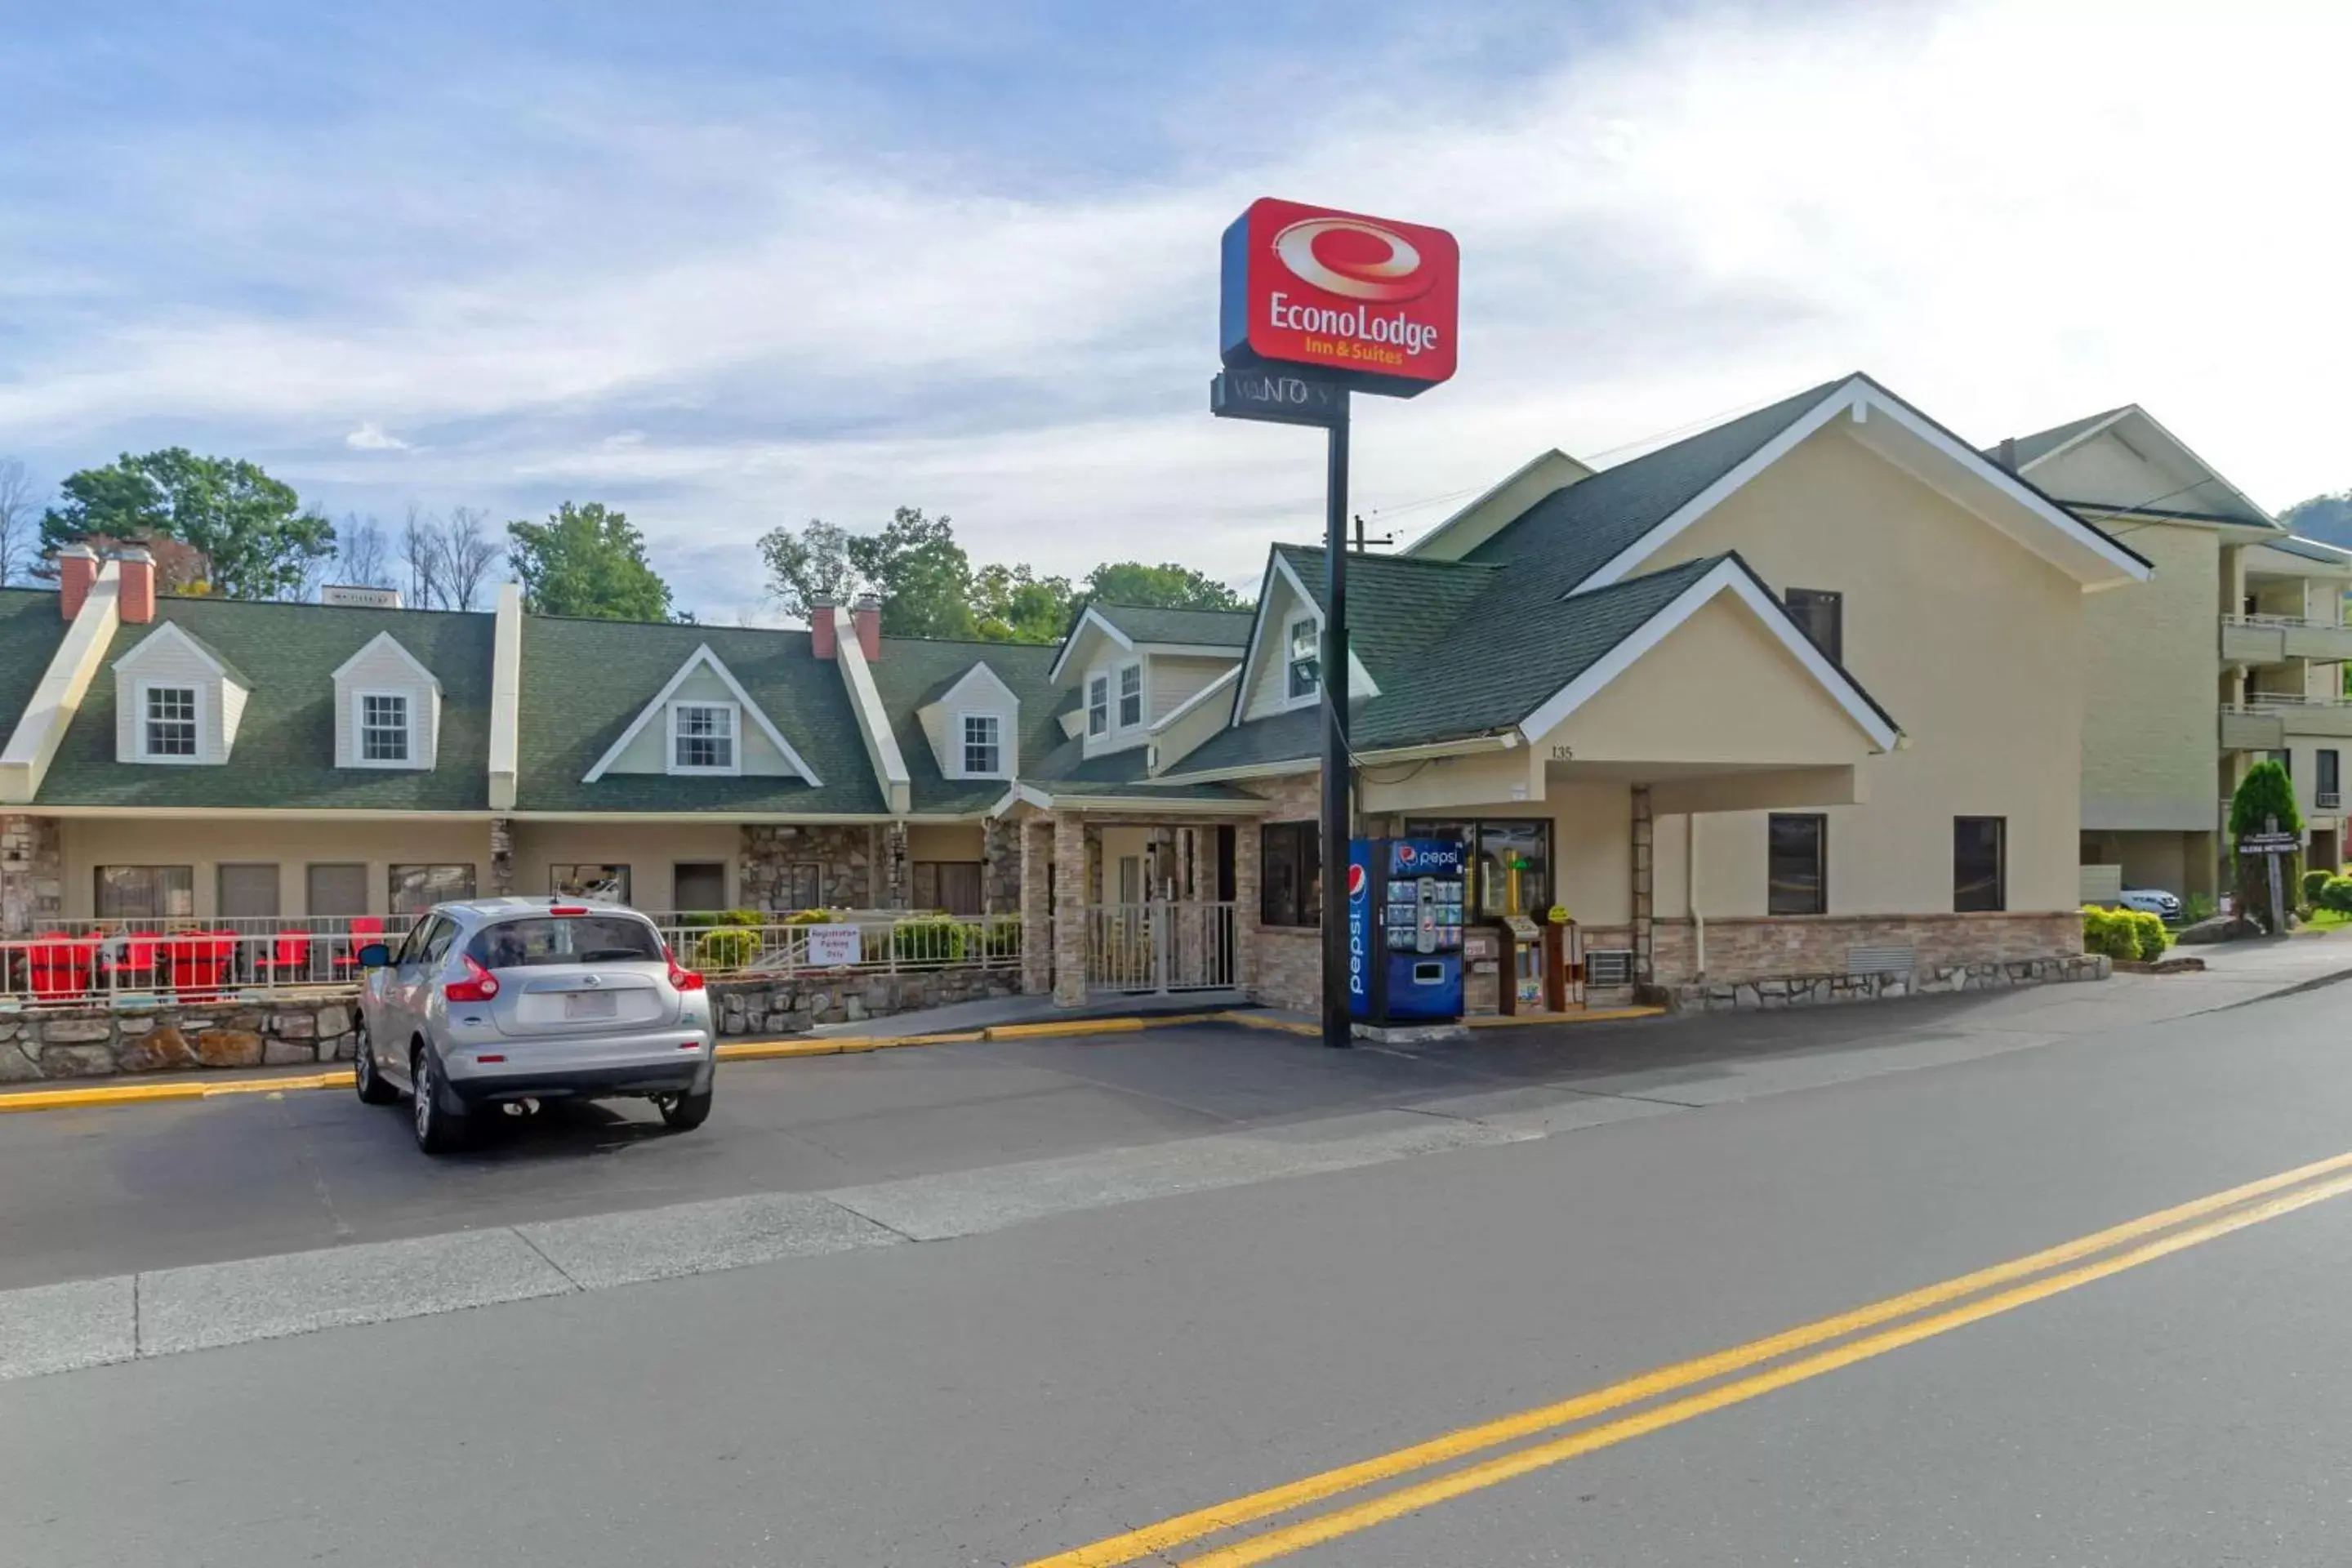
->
[891,917,970,965]
[2322,875,2352,915]
[2082,905,2166,962]
[2305,869,2334,907]
[693,927,761,972]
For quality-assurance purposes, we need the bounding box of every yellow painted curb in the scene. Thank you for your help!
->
[0,1069,346,1114]
[1220,1011,1321,1036]
[1464,1006,1666,1027]
[983,1016,1147,1041]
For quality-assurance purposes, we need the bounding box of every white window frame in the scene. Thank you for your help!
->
[958,711,1005,778]
[136,680,206,764]
[667,699,741,776]
[1116,661,1144,730]
[1086,674,1109,737]
[350,688,416,768]
[1285,617,1321,707]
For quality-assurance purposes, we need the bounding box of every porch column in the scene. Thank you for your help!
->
[1630,785,1655,984]
[488,816,515,898]
[1233,817,1263,994]
[1020,818,1054,996]
[883,820,909,908]
[0,814,62,937]
[1052,810,1087,1007]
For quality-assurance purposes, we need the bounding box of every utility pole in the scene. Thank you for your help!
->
[1321,397,1353,1049]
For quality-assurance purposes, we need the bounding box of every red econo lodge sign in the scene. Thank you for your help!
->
[1219,198,1459,395]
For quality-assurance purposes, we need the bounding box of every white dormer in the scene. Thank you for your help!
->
[918,662,1019,780]
[1236,552,1380,723]
[332,630,442,771]
[1080,653,1150,757]
[584,644,821,785]
[112,622,249,766]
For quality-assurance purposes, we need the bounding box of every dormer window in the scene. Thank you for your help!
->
[963,713,1003,777]
[1088,675,1109,737]
[1118,662,1143,728]
[1287,617,1321,700]
[670,701,737,773]
[140,684,200,761]
[356,692,412,764]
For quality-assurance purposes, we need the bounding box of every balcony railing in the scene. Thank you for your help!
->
[2222,613,2352,666]
[0,915,1022,1011]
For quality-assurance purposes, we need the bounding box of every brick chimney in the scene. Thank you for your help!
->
[57,546,99,620]
[811,598,837,659]
[852,594,881,662]
[115,547,156,625]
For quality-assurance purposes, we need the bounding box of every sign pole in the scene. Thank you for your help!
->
[1321,391,1353,1049]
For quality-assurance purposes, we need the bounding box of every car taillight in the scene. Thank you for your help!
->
[664,947,705,993]
[549,905,589,915]
[446,953,501,1002]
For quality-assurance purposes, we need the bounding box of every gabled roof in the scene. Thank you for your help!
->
[915,660,1019,712]
[581,643,820,786]
[331,629,443,690]
[516,618,877,815]
[1048,601,1254,681]
[866,637,1065,813]
[38,599,495,810]
[1995,403,2277,530]
[1269,546,1498,691]
[0,590,68,743]
[1998,407,2129,470]
[112,617,252,688]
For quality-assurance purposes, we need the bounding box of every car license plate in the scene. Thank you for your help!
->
[564,991,617,1020]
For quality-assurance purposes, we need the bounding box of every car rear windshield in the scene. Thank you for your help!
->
[466,915,664,969]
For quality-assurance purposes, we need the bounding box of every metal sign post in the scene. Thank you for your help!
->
[1320,391,1352,1053]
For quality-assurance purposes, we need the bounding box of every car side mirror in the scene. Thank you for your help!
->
[356,942,391,968]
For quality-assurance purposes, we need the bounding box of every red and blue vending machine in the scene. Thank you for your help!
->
[1347,837,1467,1025]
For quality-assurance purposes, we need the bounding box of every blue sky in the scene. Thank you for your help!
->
[5,0,2347,620]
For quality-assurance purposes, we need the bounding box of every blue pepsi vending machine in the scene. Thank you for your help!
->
[1347,837,1467,1024]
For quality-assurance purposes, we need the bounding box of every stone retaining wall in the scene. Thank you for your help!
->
[2,965,1023,1081]
[1649,952,2110,1013]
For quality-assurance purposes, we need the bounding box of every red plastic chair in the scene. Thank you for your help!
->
[29,935,96,1000]
[268,930,312,984]
[169,933,234,999]
[335,915,385,970]
[117,933,163,989]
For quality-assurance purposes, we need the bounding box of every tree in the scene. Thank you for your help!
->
[438,506,503,611]
[756,519,862,622]
[38,448,335,600]
[0,458,39,586]
[506,501,674,621]
[335,514,395,590]
[973,562,1074,644]
[850,507,974,639]
[1081,560,1247,612]
[2229,760,2302,933]
[400,503,445,609]
[2282,490,2352,549]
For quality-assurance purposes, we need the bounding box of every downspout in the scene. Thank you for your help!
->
[1688,813,1704,979]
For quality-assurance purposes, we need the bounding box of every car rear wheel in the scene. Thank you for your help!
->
[354,1019,399,1105]
[411,1045,470,1155]
[657,1088,713,1132]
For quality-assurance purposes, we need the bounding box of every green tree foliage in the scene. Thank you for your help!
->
[973,562,1074,644]
[38,448,336,599]
[1081,560,1246,612]
[852,508,974,639]
[506,501,675,621]
[2229,760,2302,931]
[755,519,862,624]
[2281,490,2352,548]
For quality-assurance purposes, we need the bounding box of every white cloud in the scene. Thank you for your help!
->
[7,0,2350,619]
[345,421,410,451]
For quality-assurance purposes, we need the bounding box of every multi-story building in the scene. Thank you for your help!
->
[1995,406,2352,898]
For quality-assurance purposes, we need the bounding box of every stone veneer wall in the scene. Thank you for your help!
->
[1653,954,2110,1013]
[1253,928,1323,1013]
[710,967,1018,1036]
[1242,773,1325,1011]
[739,824,875,911]
[1647,911,2084,983]
[1,814,63,937]
[982,816,1022,915]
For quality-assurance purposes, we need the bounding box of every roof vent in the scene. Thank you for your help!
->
[323,584,403,609]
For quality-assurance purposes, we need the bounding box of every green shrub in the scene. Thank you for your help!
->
[2082,906,2167,963]
[2230,762,2303,932]
[2322,875,2352,915]
[721,908,763,928]
[2181,893,2217,924]
[676,911,720,929]
[982,915,1022,959]
[784,907,841,926]
[693,927,761,972]
[2304,869,2333,906]
[891,917,969,965]
[2129,909,2166,960]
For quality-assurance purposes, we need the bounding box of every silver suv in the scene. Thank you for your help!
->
[352,898,719,1154]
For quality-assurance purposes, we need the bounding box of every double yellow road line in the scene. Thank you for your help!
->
[1029,1147,2352,1566]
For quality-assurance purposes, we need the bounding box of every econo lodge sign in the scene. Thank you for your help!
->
[1219,198,1459,396]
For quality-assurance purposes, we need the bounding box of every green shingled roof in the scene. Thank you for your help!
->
[0,589,68,742]
[1993,407,2127,470]
[865,636,1066,814]
[515,617,884,815]
[1088,603,1255,648]
[37,597,496,810]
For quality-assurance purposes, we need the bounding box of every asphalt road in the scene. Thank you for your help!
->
[8,974,2352,1564]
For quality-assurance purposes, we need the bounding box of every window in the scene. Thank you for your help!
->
[95,866,194,920]
[1118,662,1143,728]
[1784,588,1843,665]
[912,861,983,915]
[140,684,199,760]
[962,713,1003,776]
[1087,675,1109,737]
[306,863,369,918]
[1404,819,1552,918]
[1953,817,2006,913]
[357,692,410,764]
[420,917,461,965]
[1767,814,1827,915]
[2321,750,2342,808]
[670,702,737,773]
[468,915,662,970]
[549,863,631,905]
[1259,822,1321,928]
[674,862,728,912]
[1286,617,1321,701]
[778,862,823,911]
[216,863,280,919]
[389,863,476,915]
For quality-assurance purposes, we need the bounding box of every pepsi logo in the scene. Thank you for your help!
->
[1346,863,1368,899]
[1396,844,1418,865]
[1272,216,1435,304]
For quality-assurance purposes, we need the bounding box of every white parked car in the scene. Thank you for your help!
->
[2117,888,2183,922]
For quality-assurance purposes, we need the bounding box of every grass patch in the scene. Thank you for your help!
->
[2299,908,2352,934]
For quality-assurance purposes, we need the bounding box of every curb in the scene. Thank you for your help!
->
[0,1070,345,1115]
